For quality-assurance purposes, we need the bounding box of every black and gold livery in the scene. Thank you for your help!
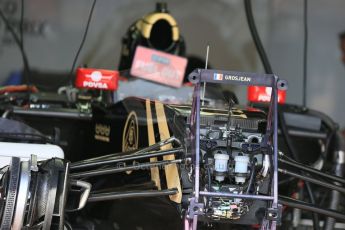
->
[0,91,268,222]
[1,87,344,229]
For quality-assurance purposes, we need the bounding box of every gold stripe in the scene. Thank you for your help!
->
[146,99,161,190]
[155,101,182,203]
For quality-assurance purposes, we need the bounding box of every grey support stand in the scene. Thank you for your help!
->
[185,69,287,230]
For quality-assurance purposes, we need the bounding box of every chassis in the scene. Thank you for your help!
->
[0,69,344,230]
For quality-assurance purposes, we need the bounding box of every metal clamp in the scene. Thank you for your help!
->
[187,198,204,218]
[266,205,282,225]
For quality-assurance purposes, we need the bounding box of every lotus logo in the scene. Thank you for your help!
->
[122,111,138,152]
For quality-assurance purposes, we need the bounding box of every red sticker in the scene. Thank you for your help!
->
[130,46,187,88]
[75,68,119,91]
[248,86,286,104]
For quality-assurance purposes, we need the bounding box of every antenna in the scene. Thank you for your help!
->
[201,44,210,106]
[302,0,308,107]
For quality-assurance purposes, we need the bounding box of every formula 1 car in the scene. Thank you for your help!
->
[0,0,344,228]
[0,67,344,230]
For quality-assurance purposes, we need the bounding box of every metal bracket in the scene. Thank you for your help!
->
[266,205,282,225]
[187,198,204,218]
[30,154,38,172]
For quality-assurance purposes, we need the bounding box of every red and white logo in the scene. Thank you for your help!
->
[247,86,286,104]
[75,68,119,91]
[130,46,187,88]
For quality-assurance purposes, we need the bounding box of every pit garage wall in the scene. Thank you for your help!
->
[0,0,344,127]
[266,0,345,127]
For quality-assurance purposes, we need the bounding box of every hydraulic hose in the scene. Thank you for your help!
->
[244,0,273,74]
[246,160,257,194]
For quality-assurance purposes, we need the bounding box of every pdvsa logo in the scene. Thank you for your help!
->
[75,68,119,91]
[83,71,113,89]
